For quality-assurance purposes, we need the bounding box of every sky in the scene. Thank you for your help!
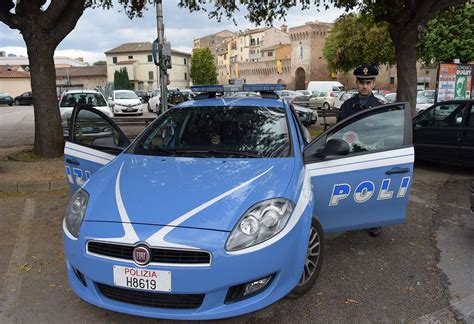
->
[0,1,347,65]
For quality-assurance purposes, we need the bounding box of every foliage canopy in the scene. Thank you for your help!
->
[190,48,218,85]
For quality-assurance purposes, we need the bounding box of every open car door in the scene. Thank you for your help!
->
[304,103,414,233]
[64,105,131,192]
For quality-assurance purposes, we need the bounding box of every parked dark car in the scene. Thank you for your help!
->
[0,92,14,106]
[135,90,150,103]
[14,91,33,105]
[413,100,473,166]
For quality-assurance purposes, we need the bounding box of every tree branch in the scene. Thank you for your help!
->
[41,0,71,27]
[0,10,21,29]
[50,0,86,46]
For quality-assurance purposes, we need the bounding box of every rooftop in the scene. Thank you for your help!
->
[0,66,30,78]
[105,42,191,56]
[55,65,107,78]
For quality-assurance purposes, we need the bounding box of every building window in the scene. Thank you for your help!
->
[185,72,188,80]
[128,55,133,59]
[268,51,273,57]
[184,58,187,65]
[149,71,154,80]
[390,77,395,84]
[148,55,153,62]
[257,38,260,45]
[112,57,117,64]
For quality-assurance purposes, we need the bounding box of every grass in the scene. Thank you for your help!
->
[8,151,63,162]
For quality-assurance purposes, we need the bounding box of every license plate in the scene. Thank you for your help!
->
[127,108,133,111]
[113,265,171,292]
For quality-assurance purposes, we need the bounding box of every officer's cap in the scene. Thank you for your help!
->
[354,64,378,81]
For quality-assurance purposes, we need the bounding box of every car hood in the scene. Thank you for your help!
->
[114,98,141,106]
[85,154,295,232]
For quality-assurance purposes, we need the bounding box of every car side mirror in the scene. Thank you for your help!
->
[456,117,462,125]
[91,136,120,149]
[314,138,350,158]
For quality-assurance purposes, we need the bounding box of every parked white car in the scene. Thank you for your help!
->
[384,92,432,113]
[59,89,112,120]
[109,90,143,116]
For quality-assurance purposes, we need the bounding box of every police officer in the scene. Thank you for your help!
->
[337,64,384,122]
[337,64,384,237]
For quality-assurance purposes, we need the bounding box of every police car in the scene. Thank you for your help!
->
[63,84,414,320]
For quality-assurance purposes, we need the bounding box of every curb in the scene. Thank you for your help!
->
[0,179,69,193]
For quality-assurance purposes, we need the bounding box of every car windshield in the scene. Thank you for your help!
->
[417,94,430,104]
[129,105,291,158]
[60,93,107,107]
[115,91,138,99]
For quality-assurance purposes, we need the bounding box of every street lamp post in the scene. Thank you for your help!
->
[155,0,167,115]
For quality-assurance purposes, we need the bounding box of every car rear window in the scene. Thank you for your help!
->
[60,93,107,107]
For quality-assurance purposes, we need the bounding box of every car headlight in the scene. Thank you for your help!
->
[226,198,293,251]
[64,189,89,238]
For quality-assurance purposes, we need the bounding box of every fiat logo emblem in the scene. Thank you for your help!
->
[133,246,151,265]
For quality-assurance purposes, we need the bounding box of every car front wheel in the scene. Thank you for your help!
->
[147,103,152,112]
[323,102,330,110]
[15,100,20,106]
[287,216,325,298]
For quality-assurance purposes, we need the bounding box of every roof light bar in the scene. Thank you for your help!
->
[190,85,224,92]
[243,84,286,92]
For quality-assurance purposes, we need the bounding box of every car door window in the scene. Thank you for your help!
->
[467,104,474,127]
[415,103,466,128]
[306,104,407,159]
[72,108,128,153]
[319,92,327,97]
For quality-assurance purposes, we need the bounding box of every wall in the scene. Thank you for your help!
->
[1,78,31,97]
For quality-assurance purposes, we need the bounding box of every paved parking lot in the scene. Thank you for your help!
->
[0,162,472,323]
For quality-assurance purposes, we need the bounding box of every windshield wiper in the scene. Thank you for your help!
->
[176,149,261,158]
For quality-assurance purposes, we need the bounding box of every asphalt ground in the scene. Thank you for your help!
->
[0,162,472,323]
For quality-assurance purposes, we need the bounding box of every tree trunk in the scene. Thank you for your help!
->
[25,36,64,158]
[390,25,418,116]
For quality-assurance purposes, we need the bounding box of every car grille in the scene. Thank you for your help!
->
[97,283,205,309]
[87,241,211,265]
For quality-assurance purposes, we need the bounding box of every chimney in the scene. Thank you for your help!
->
[280,24,288,33]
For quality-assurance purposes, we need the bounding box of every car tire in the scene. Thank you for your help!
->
[147,103,152,112]
[15,100,20,106]
[8,103,13,106]
[287,216,325,298]
[138,113,143,116]
[323,102,330,110]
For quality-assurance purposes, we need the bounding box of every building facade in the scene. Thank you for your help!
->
[0,66,31,97]
[105,42,191,90]
[55,65,108,94]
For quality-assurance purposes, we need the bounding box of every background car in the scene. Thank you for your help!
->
[59,89,112,119]
[135,90,151,103]
[229,91,261,98]
[0,92,14,106]
[275,90,301,101]
[334,92,356,109]
[109,90,143,116]
[385,92,432,113]
[309,90,335,110]
[413,99,473,166]
[292,90,313,107]
[147,88,189,113]
[418,90,435,103]
[14,91,33,105]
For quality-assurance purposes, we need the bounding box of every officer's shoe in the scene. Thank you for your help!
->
[368,226,382,237]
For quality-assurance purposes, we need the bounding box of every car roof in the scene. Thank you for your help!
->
[64,89,100,93]
[175,97,286,109]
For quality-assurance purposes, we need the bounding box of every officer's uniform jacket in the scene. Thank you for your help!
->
[337,93,385,122]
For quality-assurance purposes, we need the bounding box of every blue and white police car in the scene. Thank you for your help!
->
[63,84,414,320]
